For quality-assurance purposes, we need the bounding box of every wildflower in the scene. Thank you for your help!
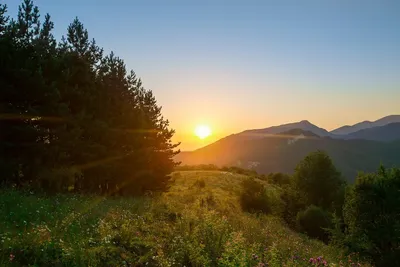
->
[9,254,15,262]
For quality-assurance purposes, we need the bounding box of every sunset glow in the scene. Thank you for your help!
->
[194,125,212,139]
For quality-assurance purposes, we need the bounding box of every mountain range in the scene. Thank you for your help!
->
[331,115,400,135]
[240,120,332,138]
[239,115,400,141]
[176,115,400,181]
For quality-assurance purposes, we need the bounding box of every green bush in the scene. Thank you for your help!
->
[194,178,206,188]
[343,166,400,266]
[240,178,283,215]
[296,205,333,242]
[292,151,346,211]
[280,186,306,227]
[267,172,291,187]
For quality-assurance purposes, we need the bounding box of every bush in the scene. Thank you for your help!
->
[296,205,333,242]
[280,186,306,227]
[267,172,291,187]
[292,151,346,211]
[194,178,206,188]
[240,178,283,215]
[343,166,400,266]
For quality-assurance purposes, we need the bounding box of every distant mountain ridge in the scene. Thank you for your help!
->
[176,115,400,181]
[344,122,400,142]
[240,120,332,138]
[331,115,400,135]
[237,115,400,142]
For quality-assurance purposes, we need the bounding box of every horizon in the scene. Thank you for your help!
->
[4,0,400,150]
[180,114,400,151]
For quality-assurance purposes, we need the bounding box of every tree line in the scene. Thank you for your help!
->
[240,150,400,267]
[0,0,179,195]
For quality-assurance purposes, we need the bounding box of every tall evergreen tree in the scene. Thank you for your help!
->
[0,0,61,186]
[0,0,179,194]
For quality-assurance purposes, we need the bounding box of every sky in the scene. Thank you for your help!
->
[3,0,400,150]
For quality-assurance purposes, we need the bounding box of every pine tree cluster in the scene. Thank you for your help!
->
[0,0,180,195]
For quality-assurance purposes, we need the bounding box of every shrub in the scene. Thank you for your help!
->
[280,186,306,227]
[240,178,283,215]
[343,166,400,266]
[194,178,206,188]
[267,172,291,187]
[292,151,346,211]
[296,205,332,242]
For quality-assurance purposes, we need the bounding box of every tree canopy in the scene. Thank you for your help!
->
[292,150,345,211]
[343,166,400,266]
[0,0,179,195]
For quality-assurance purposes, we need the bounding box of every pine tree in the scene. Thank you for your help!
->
[0,0,180,194]
[0,0,61,186]
[0,4,9,35]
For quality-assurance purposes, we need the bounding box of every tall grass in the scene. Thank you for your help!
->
[0,171,369,266]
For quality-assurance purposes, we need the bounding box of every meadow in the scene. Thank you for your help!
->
[0,171,368,266]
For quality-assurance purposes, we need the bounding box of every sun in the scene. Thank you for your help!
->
[194,125,212,139]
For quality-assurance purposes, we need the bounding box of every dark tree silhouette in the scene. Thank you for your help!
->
[0,0,179,195]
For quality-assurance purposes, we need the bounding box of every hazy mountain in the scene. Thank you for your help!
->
[176,129,400,181]
[239,120,332,138]
[279,128,321,138]
[344,123,400,142]
[331,115,400,135]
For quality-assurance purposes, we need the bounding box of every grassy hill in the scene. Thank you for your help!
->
[0,171,368,266]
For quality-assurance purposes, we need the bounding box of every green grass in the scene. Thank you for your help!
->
[0,171,369,266]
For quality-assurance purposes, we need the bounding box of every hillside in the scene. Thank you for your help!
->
[176,131,400,181]
[0,171,368,266]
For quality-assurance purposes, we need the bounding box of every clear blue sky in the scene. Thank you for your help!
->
[4,0,400,149]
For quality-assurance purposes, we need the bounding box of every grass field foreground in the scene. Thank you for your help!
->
[0,171,368,266]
